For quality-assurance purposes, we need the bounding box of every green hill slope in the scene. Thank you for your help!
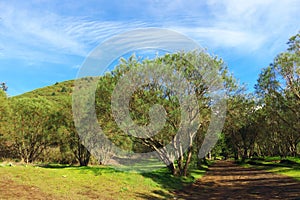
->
[18,80,74,100]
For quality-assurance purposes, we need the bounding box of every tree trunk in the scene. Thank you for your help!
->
[207,150,212,160]
[78,144,91,166]
[167,163,177,175]
[79,152,90,166]
[234,150,239,161]
[183,146,193,177]
[177,156,183,176]
[242,148,248,162]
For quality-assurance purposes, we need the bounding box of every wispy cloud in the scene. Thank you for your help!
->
[0,3,148,63]
[203,0,300,52]
[170,27,266,52]
[1,0,299,65]
[0,0,299,96]
[155,0,300,54]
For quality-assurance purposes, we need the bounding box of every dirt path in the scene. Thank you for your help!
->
[175,160,300,200]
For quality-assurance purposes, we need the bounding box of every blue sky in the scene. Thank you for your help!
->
[0,0,299,96]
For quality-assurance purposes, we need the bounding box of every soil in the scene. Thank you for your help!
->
[0,179,59,200]
[174,160,300,200]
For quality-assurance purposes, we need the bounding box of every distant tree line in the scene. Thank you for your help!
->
[219,32,300,161]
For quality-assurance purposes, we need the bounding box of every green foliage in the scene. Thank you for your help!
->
[9,80,92,165]
[254,31,300,157]
[94,51,236,176]
[219,31,300,161]
[1,32,299,173]
[20,80,74,99]
[0,90,13,159]
[223,94,259,160]
[7,97,62,163]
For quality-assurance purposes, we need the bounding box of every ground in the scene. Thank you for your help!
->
[0,164,170,200]
[174,160,300,200]
[1,161,300,199]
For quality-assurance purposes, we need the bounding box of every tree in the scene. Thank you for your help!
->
[58,96,92,166]
[0,90,9,132]
[222,93,259,161]
[0,90,12,159]
[93,51,231,176]
[9,97,61,163]
[255,31,300,157]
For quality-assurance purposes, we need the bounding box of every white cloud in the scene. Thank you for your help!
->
[170,26,266,52]
[0,0,299,65]
[0,4,147,63]
[203,0,300,52]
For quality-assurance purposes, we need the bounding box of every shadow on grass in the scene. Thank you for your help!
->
[72,166,123,176]
[38,162,208,199]
[38,163,123,176]
[141,167,206,191]
[140,168,202,199]
[244,158,300,170]
[38,163,73,169]
[135,189,173,199]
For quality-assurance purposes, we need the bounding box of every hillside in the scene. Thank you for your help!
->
[17,80,74,101]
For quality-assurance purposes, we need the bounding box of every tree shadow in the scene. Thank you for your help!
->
[139,167,207,199]
[245,159,300,170]
[175,160,300,200]
[38,163,123,176]
[37,163,73,169]
[135,190,174,199]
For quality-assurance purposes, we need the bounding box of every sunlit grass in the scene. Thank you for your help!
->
[0,162,208,199]
[0,164,168,199]
[241,156,300,181]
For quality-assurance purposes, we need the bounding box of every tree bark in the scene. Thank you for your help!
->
[177,156,183,176]
[167,163,177,175]
[183,146,193,177]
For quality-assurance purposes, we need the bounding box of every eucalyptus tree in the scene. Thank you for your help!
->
[9,97,61,163]
[0,90,11,158]
[0,90,9,131]
[222,93,259,160]
[95,51,230,176]
[255,32,300,157]
[59,96,92,166]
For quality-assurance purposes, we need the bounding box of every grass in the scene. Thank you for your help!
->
[240,156,300,181]
[0,162,208,199]
[0,164,165,199]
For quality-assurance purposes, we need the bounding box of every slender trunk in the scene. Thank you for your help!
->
[177,156,183,176]
[234,150,239,161]
[290,143,297,157]
[207,151,212,160]
[79,152,90,166]
[242,148,248,162]
[183,146,193,177]
[167,163,177,175]
[78,144,91,166]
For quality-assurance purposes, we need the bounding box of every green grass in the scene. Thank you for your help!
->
[240,156,300,181]
[0,162,208,199]
[142,167,206,192]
